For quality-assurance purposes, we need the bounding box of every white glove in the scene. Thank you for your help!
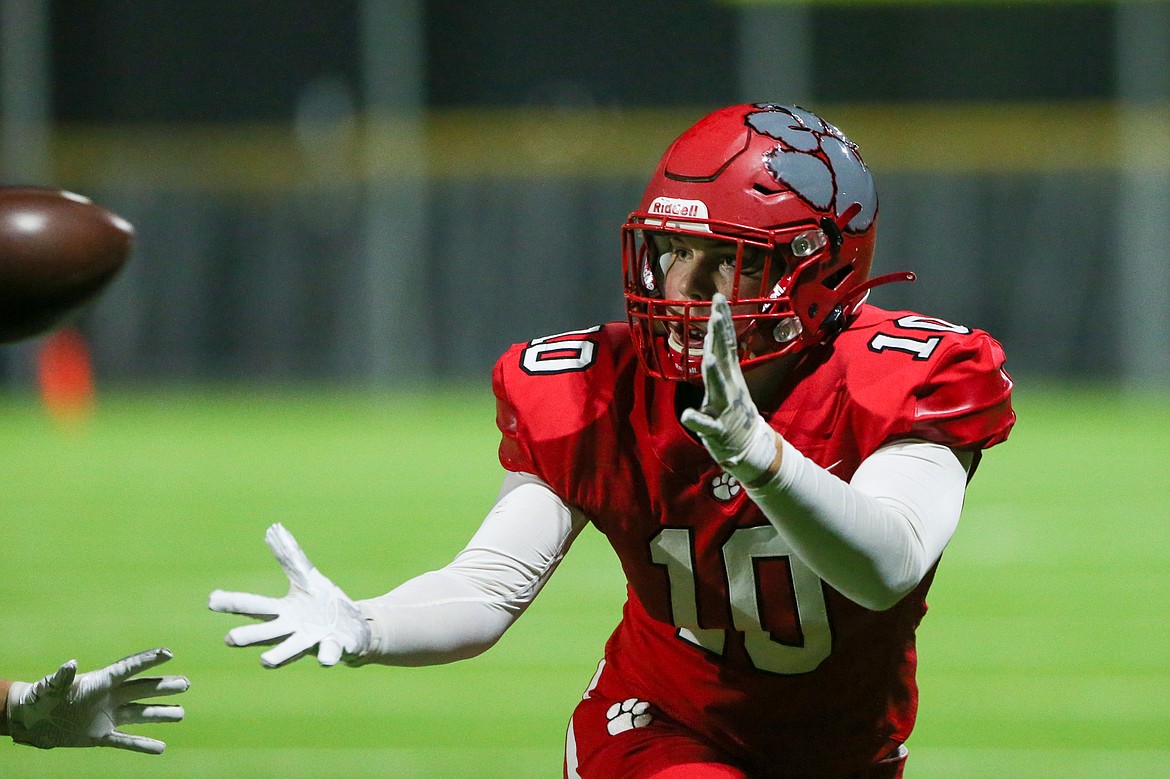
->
[679,293,779,485]
[209,523,371,668]
[5,647,187,754]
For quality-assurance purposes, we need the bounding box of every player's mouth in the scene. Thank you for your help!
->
[666,325,705,355]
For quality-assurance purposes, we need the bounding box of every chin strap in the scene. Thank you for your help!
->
[820,270,917,338]
[815,201,914,340]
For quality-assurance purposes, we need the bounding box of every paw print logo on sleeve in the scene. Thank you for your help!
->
[711,472,741,502]
[605,697,653,735]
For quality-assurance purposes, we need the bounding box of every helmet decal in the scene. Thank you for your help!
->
[822,135,878,231]
[747,105,877,232]
[763,147,834,212]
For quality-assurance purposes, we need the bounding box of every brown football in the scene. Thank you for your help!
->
[0,186,134,343]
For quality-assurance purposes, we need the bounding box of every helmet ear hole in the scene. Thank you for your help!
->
[822,266,852,291]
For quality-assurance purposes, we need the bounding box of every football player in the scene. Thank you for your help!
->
[211,103,1014,778]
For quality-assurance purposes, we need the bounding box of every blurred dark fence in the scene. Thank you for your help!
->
[1,0,1167,387]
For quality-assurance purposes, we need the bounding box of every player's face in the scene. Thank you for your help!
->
[662,234,770,297]
[640,231,798,386]
[660,233,771,348]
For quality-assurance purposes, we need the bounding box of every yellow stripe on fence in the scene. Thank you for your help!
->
[35,102,1170,192]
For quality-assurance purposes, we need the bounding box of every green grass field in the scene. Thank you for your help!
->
[1,382,1167,777]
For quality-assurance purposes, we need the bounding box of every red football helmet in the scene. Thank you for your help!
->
[622,103,911,381]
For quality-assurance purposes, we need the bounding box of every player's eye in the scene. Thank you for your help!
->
[738,253,765,276]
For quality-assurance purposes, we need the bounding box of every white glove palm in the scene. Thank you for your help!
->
[6,647,187,754]
[209,523,371,668]
[679,293,778,484]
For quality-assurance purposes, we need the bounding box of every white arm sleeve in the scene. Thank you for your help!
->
[355,472,587,666]
[745,438,974,611]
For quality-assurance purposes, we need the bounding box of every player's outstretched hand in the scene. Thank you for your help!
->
[679,293,779,485]
[209,523,371,668]
[5,648,188,754]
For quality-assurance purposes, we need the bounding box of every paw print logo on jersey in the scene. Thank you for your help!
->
[711,472,741,502]
[745,104,877,233]
[605,698,653,736]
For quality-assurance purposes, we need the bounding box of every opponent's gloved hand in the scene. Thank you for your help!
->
[209,523,371,668]
[680,293,779,485]
[5,648,187,754]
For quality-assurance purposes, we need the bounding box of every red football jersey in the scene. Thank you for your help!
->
[493,306,1014,776]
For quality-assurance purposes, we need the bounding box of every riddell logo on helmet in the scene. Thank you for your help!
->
[648,197,707,218]
[648,197,709,218]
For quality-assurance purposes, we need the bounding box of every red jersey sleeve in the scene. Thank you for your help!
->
[491,324,636,493]
[908,330,1015,450]
[822,308,1016,460]
[493,349,538,475]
